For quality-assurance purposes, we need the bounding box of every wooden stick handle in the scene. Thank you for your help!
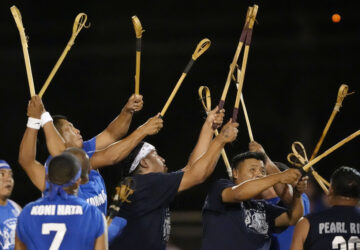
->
[10,6,36,97]
[240,94,254,141]
[312,170,329,194]
[303,130,360,172]
[218,7,253,108]
[215,130,233,178]
[38,13,89,98]
[132,16,144,95]
[198,86,232,178]
[310,84,350,160]
[160,39,211,117]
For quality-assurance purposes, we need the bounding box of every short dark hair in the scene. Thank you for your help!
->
[48,153,81,185]
[273,162,289,172]
[330,166,360,199]
[231,151,267,169]
[64,147,90,179]
[52,115,68,132]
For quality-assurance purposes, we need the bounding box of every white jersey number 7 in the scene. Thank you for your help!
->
[41,223,67,250]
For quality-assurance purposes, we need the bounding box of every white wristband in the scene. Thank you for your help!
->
[27,117,41,130]
[41,112,53,127]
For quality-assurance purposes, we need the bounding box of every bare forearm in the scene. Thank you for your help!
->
[187,122,214,166]
[19,128,38,166]
[43,122,66,156]
[265,157,293,203]
[106,110,133,140]
[179,137,224,192]
[287,194,304,225]
[232,174,282,201]
[91,127,146,169]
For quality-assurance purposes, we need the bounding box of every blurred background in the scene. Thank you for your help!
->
[1,0,359,249]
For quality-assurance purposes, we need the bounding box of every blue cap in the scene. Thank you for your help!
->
[0,160,11,170]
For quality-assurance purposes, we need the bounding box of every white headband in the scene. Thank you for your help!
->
[129,142,155,173]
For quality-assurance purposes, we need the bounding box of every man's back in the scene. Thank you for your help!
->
[16,195,105,250]
[304,206,360,250]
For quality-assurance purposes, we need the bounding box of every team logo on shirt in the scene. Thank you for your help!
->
[0,218,17,249]
[163,208,171,242]
[242,203,269,235]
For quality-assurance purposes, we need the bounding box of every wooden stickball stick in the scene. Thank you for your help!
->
[132,16,144,95]
[160,38,210,117]
[38,13,89,98]
[310,84,352,160]
[10,6,36,97]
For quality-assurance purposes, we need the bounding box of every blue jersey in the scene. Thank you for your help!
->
[16,195,105,250]
[201,179,287,250]
[267,193,310,250]
[0,200,21,250]
[78,170,107,214]
[304,206,360,250]
[110,171,184,250]
[44,137,107,214]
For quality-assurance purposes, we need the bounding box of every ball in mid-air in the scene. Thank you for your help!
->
[332,13,341,23]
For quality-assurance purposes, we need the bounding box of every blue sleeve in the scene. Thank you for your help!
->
[203,179,235,213]
[108,217,127,244]
[83,137,96,158]
[264,200,288,233]
[15,211,27,244]
[93,208,106,238]
[301,193,311,216]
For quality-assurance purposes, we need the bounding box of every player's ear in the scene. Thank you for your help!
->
[232,168,238,181]
[140,158,149,169]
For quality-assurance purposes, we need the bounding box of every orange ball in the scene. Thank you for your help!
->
[332,13,341,23]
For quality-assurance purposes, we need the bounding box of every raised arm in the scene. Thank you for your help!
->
[249,141,293,204]
[178,120,238,192]
[18,97,46,192]
[275,176,307,227]
[26,96,68,156]
[90,114,163,169]
[95,94,143,150]
[290,217,310,250]
[222,168,301,203]
[187,107,224,166]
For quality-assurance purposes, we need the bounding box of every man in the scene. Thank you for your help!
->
[0,160,21,250]
[291,166,360,250]
[19,95,163,214]
[249,141,311,250]
[110,108,238,250]
[15,153,107,250]
[201,151,308,250]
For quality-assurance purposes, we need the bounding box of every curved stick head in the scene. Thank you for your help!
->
[292,141,309,163]
[132,15,144,38]
[192,38,211,60]
[335,84,351,107]
[72,13,90,36]
[198,86,211,112]
[287,153,304,168]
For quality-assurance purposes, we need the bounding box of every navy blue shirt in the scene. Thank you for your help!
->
[202,179,287,250]
[304,206,360,250]
[110,171,184,250]
[267,193,310,250]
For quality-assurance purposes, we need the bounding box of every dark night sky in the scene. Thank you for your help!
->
[0,0,359,209]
